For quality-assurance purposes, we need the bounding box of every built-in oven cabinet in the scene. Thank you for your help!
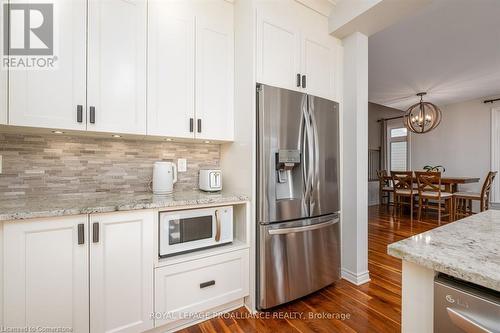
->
[154,248,249,331]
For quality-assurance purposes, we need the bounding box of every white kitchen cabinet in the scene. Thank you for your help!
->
[8,0,87,130]
[256,0,339,100]
[90,210,154,333]
[87,0,147,135]
[147,0,234,141]
[147,0,195,139]
[194,1,234,141]
[155,249,249,330]
[256,2,301,91]
[302,35,337,100]
[3,215,89,332]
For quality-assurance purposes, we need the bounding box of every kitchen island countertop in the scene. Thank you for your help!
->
[388,209,500,292]
[0,191,249,221]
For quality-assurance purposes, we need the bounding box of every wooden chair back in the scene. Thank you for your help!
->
[415,171,442,194]
[480,171,497,211]
[377,170,389,188]
[391,171,413,191]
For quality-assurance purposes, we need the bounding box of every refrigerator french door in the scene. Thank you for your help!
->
[256,84,340,310]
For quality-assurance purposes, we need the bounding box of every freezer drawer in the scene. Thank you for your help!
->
[257,214,340,310]
[434,274,500,333]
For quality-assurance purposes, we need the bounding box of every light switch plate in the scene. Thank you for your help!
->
[177,158,187,172]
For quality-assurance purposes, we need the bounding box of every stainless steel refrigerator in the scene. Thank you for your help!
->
[256,83,341,310]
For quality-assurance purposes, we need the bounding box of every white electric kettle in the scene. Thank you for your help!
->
[152,161,177,195]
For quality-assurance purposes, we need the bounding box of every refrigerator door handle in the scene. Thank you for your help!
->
[308,97,320,201]
[301,97,314,209]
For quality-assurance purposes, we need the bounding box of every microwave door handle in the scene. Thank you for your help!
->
[446,308,492,333]
[215,210,221,242]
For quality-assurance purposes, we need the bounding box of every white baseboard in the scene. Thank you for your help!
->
[341,268,371,285]
[490,202,500,210]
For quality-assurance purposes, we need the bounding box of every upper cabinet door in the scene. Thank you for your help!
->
[300,5,337,100]
[3,215,89,332]
[256,2,301,91]
[87,0,147,135]
[147,0,195,138]
[302,35,337,100]
[90,210,154,333]
[194,1,234,141]
[8,0,87,130]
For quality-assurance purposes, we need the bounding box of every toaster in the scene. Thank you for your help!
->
[199,168,222,192]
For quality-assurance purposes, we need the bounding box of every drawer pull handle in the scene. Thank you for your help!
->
[200,280,215,289]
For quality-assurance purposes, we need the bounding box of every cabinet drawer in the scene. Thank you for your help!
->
[154,249,249,328]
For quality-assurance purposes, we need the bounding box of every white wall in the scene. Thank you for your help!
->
[220,0,256,310]
[411,97,497,193]
[368,102,403,205]
[341,32,370,285]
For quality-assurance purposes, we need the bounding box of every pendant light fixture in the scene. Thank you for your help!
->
[403,92,442,134]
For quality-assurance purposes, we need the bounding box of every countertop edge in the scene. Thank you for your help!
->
[387,244,500,292]
[0,194,249,222]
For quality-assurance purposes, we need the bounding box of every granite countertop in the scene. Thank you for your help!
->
[388,210,500,292]
[0,191,249,221]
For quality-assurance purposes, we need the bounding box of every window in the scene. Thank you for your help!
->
[387,124,409,171]
[390,141,407,171]
[390,127,407,138]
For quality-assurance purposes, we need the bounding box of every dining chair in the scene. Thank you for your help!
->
[453,171,497,220]
[391,171,417,217]
[415,171,453,223]
[377,170,393,209]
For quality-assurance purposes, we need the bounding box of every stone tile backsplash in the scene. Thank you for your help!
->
[0,133,220,199]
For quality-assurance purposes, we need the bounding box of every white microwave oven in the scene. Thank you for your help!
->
[159,206,233,257]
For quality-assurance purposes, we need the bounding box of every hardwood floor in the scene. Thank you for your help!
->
[180,205,449,333]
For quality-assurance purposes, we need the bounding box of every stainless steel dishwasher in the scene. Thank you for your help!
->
[435,274,500,333]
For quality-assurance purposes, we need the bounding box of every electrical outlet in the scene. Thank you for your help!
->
[177,158,187,172]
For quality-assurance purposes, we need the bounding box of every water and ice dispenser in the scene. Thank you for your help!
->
[275,149,301,200]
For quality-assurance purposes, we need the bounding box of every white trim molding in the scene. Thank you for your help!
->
[490,107,500,203]
[341,268,371,285]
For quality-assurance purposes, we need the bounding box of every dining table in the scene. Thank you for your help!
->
[384,175,480,193]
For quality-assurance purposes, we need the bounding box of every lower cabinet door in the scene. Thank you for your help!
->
[90,210,155,333]
[3,215,89,333]
[154,249,250,330]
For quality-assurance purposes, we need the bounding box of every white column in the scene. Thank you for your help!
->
[340,32,370,285]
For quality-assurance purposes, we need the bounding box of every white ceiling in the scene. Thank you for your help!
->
[368,0,500,110]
